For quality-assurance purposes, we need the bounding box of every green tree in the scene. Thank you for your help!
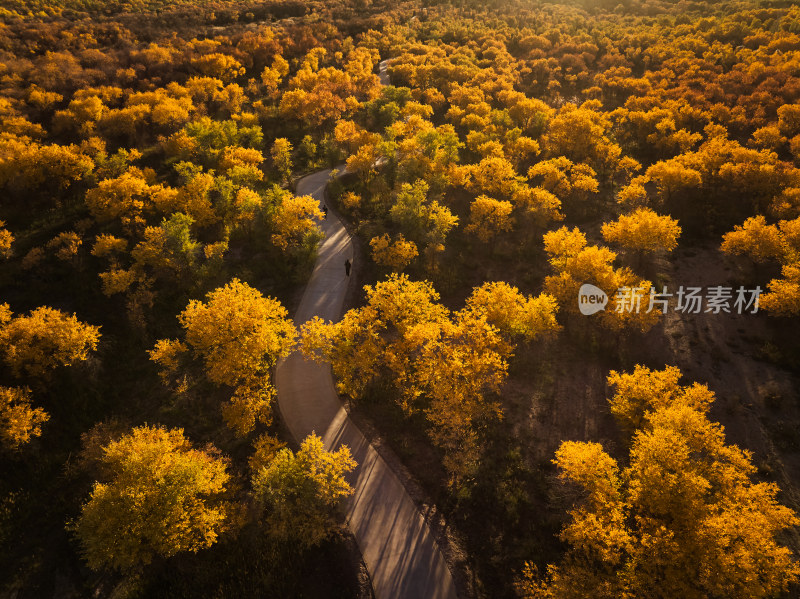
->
[389,179,458,262]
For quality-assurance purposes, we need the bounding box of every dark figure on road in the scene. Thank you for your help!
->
[345,259,351,277]
[322,205,328,218]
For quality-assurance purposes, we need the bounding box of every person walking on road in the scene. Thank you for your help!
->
[322,205,328,219]
[345,258,351,277]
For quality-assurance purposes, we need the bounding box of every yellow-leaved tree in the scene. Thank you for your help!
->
[760,264,800,316]
[301,274,559,484]
[0,304,100,378]
[150,279,295,436]
[74,425,233,572]
[462,281,560,341]
[720,215,789,264]
[519,366,800,599]
[300,274,448,403]
[720,215,800,315]
[369,233,418,272]
[0,386,48,448]
[253,433,356,548]
[0,220,13,258]
[270,138,293,185]
[270,193,324,252]
[465,195,515,244]
[601,207,681,256]
[543,226,660,332]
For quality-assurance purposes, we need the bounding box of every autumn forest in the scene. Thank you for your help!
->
[2,0,800,596]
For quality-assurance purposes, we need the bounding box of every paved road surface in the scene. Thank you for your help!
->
[378,59,391,86]
[275,165,459,599]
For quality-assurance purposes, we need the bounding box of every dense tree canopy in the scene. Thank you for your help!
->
[74,425,233,572]
[2,0,800,595]
[0,304,100,379]
[519,367,800,599]
[151,279,295,436]
[253,433,356,549]
[301,274,559,483]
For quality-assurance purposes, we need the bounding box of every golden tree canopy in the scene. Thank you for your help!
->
[176,279,296,388]
[74,425,232,572]
[520,367,800,599]
[0,304,100,378]
[253,433,356,548]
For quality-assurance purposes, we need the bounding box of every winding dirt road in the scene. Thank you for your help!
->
[274,60,459,599]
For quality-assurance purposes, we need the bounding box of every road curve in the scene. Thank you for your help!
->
[275,171,458,599]
[275,59,459,599]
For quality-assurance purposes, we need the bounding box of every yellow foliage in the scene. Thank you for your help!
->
[543,226,660,332]
[148,338,188,381]
[260,66,283,94]
[645,159,703,200]
[301,274,534,483]
[512,186,564,226]
[84,169,151,226]
[463,281,560,341]
[542,226,588,270]
[248,433,286,474]
[191,53,245,83]
[607,365,714,432]
[554,441,631,564]
[222,379,274,437]
[46,231,83,262]
[601,208,681,253]
[760,264,800,316]
[369,233,418,271]
[175,173,218,227]
[99,268,138,296]
[203,241,227,262]
[270,138,292,183]
[91,234,127,258]
[74,425,232,571]
[720,215,787,263]
[528,157,599,198]
[720,216,800,315]
[544,102,621,172]
[231,187,263,227]
[616,178,649,208]
[0,305,100,378]
[416,314,508,481]
[271,194,323,251]
[219,145,264,171]
[467,155,523,198]
[465,195,515,243]
[253,433,355,548]
[0,386,48,448]
[340,191,361,210]
[172,279,295,389]
[334,119,373,155]
[526,367,800,598]
[0,137,94,193]
[0,220,13,258]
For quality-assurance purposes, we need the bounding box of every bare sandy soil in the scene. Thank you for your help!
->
[512,241,800,549]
